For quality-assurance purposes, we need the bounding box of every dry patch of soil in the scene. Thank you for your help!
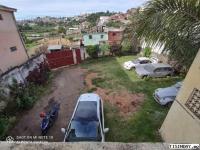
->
[84,72,144,117]
[38,38,71,45]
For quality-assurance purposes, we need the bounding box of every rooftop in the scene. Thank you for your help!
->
[107,27,124,32]
[83,32,107,36]
[0,5,16,12]
[47,45,63,51]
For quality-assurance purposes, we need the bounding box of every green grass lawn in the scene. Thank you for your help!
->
[81,56,183,142]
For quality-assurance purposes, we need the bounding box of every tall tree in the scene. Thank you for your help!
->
[125,8,141,53]
[135,0,200,69]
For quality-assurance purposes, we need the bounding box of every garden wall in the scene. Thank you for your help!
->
[0,54,47,112]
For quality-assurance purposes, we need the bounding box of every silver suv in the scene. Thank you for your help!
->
[135,63,174,78]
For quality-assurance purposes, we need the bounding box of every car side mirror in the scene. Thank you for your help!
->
[104,128,109,133]
[61,128,66,134]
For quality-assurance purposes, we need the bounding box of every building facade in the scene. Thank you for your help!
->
[160,49,200,143]
[108,28,124,46]
[97,16,110,32]
[82,32,108,46]
[0,5,28,74]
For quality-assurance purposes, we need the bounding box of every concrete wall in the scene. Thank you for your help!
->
[0,54,46,112]
[152,52,169,64]
[141,41,164,55]
[0,142,169,150]
[0,9,28,74]
[1,54,46,89]
[141,41,169,63]
[160,49,200,143]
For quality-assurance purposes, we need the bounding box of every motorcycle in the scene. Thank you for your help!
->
[40,102,60,135]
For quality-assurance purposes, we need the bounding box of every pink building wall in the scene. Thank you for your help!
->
[0,8,28,74]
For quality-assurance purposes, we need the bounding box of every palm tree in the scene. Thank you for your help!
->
[135,0,200,69]
[124,8,141,53]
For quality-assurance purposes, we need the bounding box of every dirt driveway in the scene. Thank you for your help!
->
[9,67,84,142]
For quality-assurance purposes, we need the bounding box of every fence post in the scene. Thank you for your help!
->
[80,46,85,60]
[72,49,77,64]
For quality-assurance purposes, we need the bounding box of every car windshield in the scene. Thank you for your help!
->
[67,120,100,141]
[66,101,101,141]
[144,64,155,72]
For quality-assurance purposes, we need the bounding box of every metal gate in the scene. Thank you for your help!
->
[75,49,81,64]
[46,50,77,69]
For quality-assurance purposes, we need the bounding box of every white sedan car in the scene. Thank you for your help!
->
[61,93,109,142]
[153,82,182,106]
[123,57,158,70]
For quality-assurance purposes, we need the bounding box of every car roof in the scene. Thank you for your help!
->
[78,93,101,102]
[151,63,172,68]
[138,57,150,61]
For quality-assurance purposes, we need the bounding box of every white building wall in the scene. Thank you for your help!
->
[141,40,165,54]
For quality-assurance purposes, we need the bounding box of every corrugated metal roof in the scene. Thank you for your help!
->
[48,45,63,51]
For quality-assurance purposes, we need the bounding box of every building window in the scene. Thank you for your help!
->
[0,14,3,20]
[112,32,116,36]
[89,35,92,39]
[10,46,17,52]
[101,35,104,39]
[185,88,200,119]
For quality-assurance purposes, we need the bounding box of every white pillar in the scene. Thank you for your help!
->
[80,46,85,60]
[72,49,77,64]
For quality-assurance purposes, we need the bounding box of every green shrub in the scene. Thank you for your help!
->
[106,20,123,28]
[99,44,110,56]
[0,85,8,102]
[87,87,97,92]
[67,36,73,41]
[0,72,52,139]
[122,39,132,53]
[9,79,46,110]
[143,47,152,57]
[110,44,122,56]
[0,116,16,140]
[86,45,99,58]
[0,117,9,140]
[58,26,66,34]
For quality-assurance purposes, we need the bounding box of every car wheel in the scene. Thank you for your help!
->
[143,75,152,80]
[141,75,147,79]
[166,101,173,107]
[165,74,171,78]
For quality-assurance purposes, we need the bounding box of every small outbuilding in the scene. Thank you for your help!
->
[47,45,63,53]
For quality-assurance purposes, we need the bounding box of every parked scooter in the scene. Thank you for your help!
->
[40,102,60,135]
